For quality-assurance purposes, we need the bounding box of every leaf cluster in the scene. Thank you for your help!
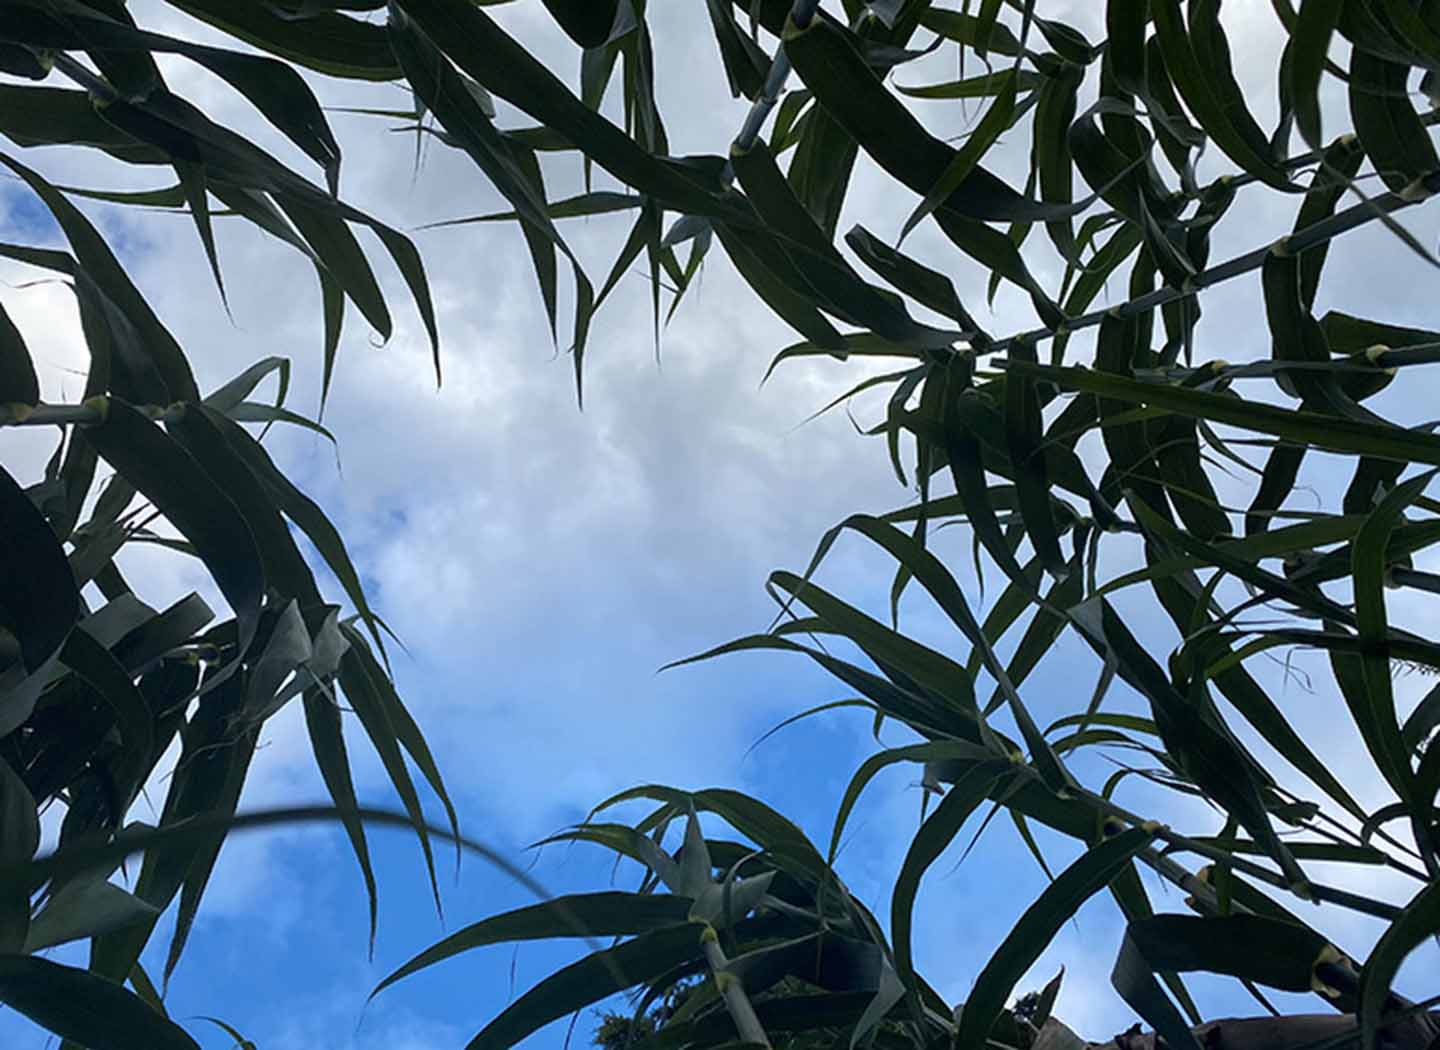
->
[5,2,1440,1049]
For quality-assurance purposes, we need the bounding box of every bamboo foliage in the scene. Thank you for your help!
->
[3,1,1440,1049]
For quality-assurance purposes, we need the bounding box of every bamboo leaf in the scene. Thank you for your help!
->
[0,462,78,698]
[0,954,200,1050]
[1347,470,1436,802]
[0,301,37,407]
[1359,879,1440,1050]
[0,758,36,952]
[783,16,1089,224]
[893,761,1007,988]
[1289,0,1344,147]
[372,892,695,1001]
[0,153,197,402]
[957,828,1155,1050]
[901,76,1018,241]
[1012,363,1440,467]
[466,923,708,1049]
[86,401,264,656]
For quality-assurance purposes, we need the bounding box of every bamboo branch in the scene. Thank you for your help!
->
[0,399,176,427]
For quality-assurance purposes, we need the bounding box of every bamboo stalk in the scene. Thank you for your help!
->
[700,927,772,1049]
[731,0,823,154]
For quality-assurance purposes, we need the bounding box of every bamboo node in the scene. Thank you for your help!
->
[1,402,34,425]
[782,13,816,40]
[1399,177,1434,203]
[82,395,110,423]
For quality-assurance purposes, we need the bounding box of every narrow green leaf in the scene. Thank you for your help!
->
[0,758,36,952]
[0,462,78,679]
[1349,470,1436,802]
[1289,0,1344,147]
[466,923,706,1049]
[1359,879,1440,1050]
[1149,0,1291,189]
[1012,363,1440,468]
[0,301,37,406]
[0,153,197,402]
[161,0,400,79]
[87,402,264,652]
[956,828,1155,1050]
[0,955,198,1050]
[782,16,1088,224]
[901,77,1018,241]
[336,636,442,916]
[893,762,1007,987]
[373,892,695,1001]
[302,682,378,953]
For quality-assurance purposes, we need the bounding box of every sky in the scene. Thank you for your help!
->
[2,1,1439,1048]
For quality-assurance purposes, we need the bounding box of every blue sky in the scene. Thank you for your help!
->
[3,1,1440,1047]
